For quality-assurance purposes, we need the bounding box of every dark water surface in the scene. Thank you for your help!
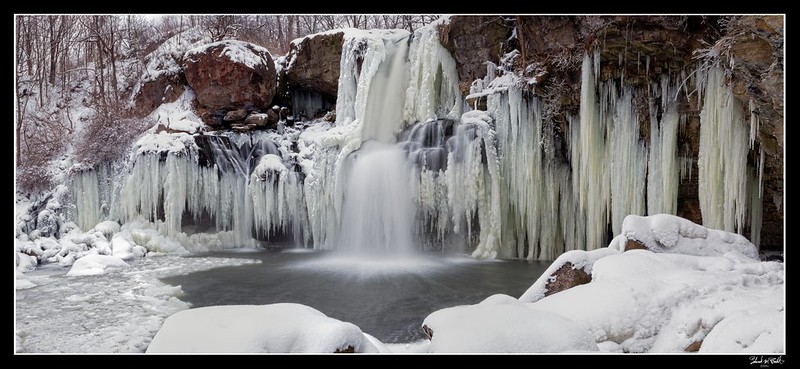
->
[161,249,550,343]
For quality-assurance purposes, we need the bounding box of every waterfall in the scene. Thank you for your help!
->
[339,142,414,252]
[64,27,764,259]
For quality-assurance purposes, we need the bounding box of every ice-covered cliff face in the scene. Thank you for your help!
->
[64,23,765,260]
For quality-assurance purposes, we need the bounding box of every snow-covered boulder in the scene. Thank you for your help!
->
[421,294,598,353]
[519,247,619,303]
[66,254,130,277]
[15,270,36,290]
[183,40,277,114]
[530,250,784,353]
[16,252,37,273]
[616,214,759,259]
[146,303,380,353]
[92,220,120,240]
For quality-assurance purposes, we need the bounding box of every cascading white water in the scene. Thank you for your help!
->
[362,37,409,143]
[339,142,414,252]
[337,35,415,252]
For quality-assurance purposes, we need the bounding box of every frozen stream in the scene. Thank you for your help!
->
[15,255,259,353]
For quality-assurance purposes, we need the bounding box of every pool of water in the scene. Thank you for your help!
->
[161,249,550,343]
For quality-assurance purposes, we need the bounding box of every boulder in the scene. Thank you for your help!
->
[132,73,185,117]
[130,49,187,117]
[183,40,277,111]
[624,238,647,251]
[438,16,510,95]
[244,111,277,128]
[285,31,344,99]
[223,109,249,122]
[543,262,593,297]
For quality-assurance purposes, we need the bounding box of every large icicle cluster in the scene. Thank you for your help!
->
[63,26,764,259]
[697,66,760,240]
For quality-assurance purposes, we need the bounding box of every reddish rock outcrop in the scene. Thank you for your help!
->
[543,262,593,297]
[285,31,344,100]
[438,16,510,95]
[624,239,648,252]
[183,40,277,111]
[132,73,185,117]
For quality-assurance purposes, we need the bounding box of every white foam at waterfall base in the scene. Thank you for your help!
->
[287,253,448,277]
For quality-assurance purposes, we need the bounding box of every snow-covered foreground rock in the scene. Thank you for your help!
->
[418,214,783,353]
[15,255,259,353]
[422,294,598,353]
[531,250,783,353]
[147,303,380,353]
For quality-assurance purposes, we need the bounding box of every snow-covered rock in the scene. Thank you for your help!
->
[92,220,121,240]
[183,40,277,112]
[519,247,619,303]
[66,254,130,277]
[111,234,136,261]
[422,294,598,353]
[619,214,759,259]
[16,252,37,273]
[146,303,380,353]
[530,250,784,352]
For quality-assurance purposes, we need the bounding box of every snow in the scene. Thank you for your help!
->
[185,40,272,70]
[92,220,120,239]
[15,254,260,353]
[519,247,620,303]
[166,119,202,134]
[65,254,130,277]
[253,154,287,172]
[16,252,38,273]
[530,250,784,352]
[15,270,37,290]
[133,131,195,155]
[698,290,784,353]
[147,303,379,353]
[422,294,598,353]
[620,214,759,259]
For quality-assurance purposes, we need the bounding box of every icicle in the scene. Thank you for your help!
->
[575,53,610,250]
[72,169,101,231]
[758,148,765,199]
[749,99,760,149]
[607,85,647,234]
[748,168,762,249]
[646,75,680,216]
[697,66,751,234]
[405,25,462,123]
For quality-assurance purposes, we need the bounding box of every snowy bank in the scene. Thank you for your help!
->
[530,250,783,352]
[422,294,598,353]
[147,303,379,353]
